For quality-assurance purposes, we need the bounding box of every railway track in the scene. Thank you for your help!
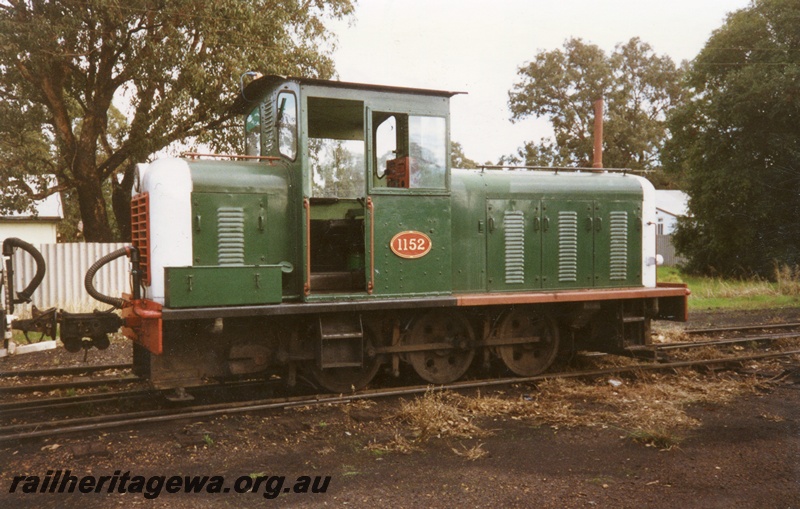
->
[0,362,138,396]
[0,363,132,379]
[656,331,800,351]
[2,328,799,444]
[0,388,155,414]
[0,377,281,418]
[0,375,141,395]
[684,321,800,336]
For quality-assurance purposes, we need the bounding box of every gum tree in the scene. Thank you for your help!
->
[0,0,354,240]
[508,37,684,175]
[664,0,800,276]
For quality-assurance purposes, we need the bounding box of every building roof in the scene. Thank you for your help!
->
[1,181,64,221]
[655,190,689,217]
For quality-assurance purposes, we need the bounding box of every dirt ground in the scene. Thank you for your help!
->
[2,307,800,509]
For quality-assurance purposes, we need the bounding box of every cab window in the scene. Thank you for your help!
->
[277,92,297,160]
[307,97,365,198]
[245,106,260,156]
[373,112,446,190]
[409,116,446,188]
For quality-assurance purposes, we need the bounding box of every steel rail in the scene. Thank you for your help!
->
[0,378,278,416]
[0,379,278,414]
[0,388,154,414]
[655,332,800,351]
[683,322,800,335]
[0,375,141,395]
[0,363,132,379]
[3,348,800,444]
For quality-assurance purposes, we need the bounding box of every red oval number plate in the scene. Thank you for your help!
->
[390,231,432,259]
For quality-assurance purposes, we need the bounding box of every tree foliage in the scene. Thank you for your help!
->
[451,141,478,169]
[0,0,353,241]
[508,37,684,174]
[664,0,800,277]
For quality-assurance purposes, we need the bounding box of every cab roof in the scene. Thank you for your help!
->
[231,74,464,115]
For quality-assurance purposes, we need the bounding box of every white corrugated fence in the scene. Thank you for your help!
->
[9,243,130,313]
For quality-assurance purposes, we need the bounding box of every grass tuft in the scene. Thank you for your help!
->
[627,428,683,450]
[775,264,800,296]
[451,442,488,461]
[364,433,418,455]
[398,389,486,441]
[387,371,760,451]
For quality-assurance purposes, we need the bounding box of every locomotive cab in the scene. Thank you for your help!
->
[233,76,460,299]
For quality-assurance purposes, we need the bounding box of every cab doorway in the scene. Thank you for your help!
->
[306,97,367,294]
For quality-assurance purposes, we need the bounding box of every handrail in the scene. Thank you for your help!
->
[181,152,280,162]
[476,165,647,175]
[303,198,311,296]
[367,197,375,294]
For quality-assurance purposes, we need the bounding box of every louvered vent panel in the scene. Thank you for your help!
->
[217,207,245,265]
[609,211,629,281]
[558,211,578,282]
[503,210,525,284]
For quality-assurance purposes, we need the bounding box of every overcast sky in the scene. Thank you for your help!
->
[327,0,752,163]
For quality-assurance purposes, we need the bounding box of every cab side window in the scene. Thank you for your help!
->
[373,112,446,190]
[245,106,261,156]
[277,92,297,160]
[374,114,399,186]
[409,116,446,189]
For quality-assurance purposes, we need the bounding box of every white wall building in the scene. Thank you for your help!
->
[0,191,63,244]
[654,190,689,236]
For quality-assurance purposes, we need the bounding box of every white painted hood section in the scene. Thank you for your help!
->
[138,158,193,304]
[633,175,658,288]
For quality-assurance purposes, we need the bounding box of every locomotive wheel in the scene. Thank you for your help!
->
[407,310,475,384]
[497,308,559,377]
[308,326,382,393]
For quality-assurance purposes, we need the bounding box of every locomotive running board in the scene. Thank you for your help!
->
[455,285,689,306]
[456,284,689,321]
[159,296,457,320]
[158,284,688,322]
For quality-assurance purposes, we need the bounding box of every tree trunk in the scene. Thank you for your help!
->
[75,178,115,242]
[112,163,136,242]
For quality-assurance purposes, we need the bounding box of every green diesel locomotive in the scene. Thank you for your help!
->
[72,76,692,392]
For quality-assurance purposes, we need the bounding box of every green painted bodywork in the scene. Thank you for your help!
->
[186,159,300,299]
[164,77,645,308]
[370,194,452,296]
[451,170,643,292]
[165,265,282,307]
